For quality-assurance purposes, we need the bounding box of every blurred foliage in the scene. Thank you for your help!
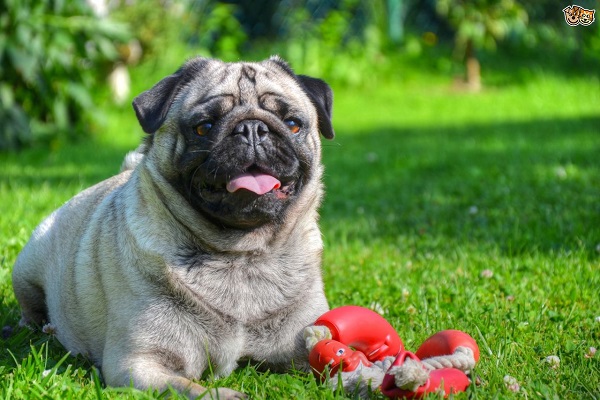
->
[3,0,599,151]
[269,0,387,86]
[196,2,248,60]
[435,0,528,54]
[116,0,599,85]
[110,0,184,57]
[0,0,129,151]
[113,0,390,85]
[111,0,247,61]
[517,0,600,63]
[434,0,528,90]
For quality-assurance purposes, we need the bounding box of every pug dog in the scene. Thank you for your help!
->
[12,56,334,399]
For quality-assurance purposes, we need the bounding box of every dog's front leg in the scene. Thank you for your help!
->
[101,352,246,399]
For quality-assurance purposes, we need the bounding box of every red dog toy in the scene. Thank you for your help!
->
[306,306,480,398]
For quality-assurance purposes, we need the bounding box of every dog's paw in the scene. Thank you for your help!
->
[198,387,247,400]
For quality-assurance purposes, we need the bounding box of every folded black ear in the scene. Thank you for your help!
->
[296,75,335,140]
[269,56,335,140]
[132,73,182,134]
[132,57,208,134]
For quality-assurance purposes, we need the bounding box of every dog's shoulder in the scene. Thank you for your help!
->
[32,171,133,242]
[15,170,135,274]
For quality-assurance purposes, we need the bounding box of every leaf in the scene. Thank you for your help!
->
[0,83,15,106]
[53,97,69,129]
[93,19,131,41]
[95,36,118,60]
[0,103,32,150]
[65,82,93,109]
[6,44,38,83]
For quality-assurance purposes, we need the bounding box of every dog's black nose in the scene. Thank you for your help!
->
[233,120,269,145]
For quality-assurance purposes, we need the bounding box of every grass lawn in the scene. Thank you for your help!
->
[1,57,599,399]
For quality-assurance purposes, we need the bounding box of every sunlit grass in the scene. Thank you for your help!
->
[1,58,599,399]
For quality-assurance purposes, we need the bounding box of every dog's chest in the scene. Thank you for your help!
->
[170,252,312,322]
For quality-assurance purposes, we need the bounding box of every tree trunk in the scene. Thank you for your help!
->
[386,0,406,44]
[465,39,481,92]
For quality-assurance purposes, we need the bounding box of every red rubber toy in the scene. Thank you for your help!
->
[307,306,480,398]
[309,339,372,378]
[313,305,403,362]
[415,329,480,363]
[380,350,470,399]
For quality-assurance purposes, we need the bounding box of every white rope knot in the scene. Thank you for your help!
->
[385,346,477,393]
[329,357,396,398]
[303,325,332,351]
[387,357,429,392]
[421,346,476,373]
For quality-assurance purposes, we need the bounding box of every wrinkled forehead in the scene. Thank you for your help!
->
[182,61,311,109]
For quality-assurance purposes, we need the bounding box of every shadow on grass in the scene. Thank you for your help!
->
[321,114,600,256]
[408,42,600,89]
[1,141,132,190]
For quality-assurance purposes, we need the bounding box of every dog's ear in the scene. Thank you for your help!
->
[132,57,208,134]
[132,72,182,134]
[296,75,335,140]
[268,56,334,139]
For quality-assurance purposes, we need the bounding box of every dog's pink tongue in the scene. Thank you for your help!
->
[226,172,281,195]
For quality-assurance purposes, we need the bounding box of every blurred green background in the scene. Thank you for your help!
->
[1,0,599,150]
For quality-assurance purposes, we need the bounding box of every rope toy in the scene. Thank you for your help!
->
[304,305,480,398]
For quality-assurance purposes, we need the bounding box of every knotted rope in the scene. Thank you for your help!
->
[387,346,476,391]
[304,325,332,350]
[422,346,476,372]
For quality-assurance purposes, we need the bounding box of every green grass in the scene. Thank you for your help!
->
[1,58,599,399]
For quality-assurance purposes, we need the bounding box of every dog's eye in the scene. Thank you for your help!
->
[284,119,301,134]
[195,121,213,136]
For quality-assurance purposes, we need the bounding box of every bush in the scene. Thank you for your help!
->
[0,0,129,150]
[110,0,388,86]
[111,0,247,62]
[268,0,388,86]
